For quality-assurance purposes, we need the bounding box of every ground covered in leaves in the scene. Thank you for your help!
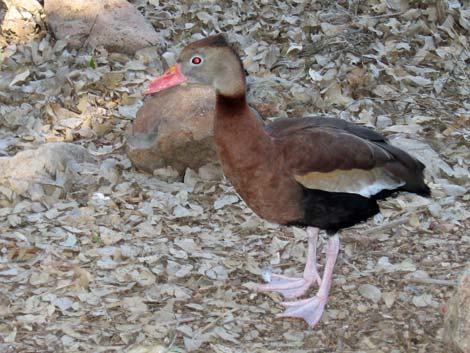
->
[0,0,469,352]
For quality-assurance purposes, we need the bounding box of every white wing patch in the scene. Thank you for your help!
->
[294,167,405,198]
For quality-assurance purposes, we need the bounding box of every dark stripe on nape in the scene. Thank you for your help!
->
[216,93,247,116]
[188,34,229,49]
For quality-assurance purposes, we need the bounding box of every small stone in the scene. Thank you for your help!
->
[408,270,430,280]
[412,294,433,307]
[441,183,467,197]
[383,292,396,308]
[153,166,180,182]
[357,303,368,313]
[213,194,239,210]
[183,168,199,187]
[444,267,470,353]
[376,115,393,129]
[52,297,74,311]
[99,226,123,245]
[198,163,223,181]
[358,284,382,303]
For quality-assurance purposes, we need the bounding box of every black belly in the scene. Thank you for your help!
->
[287,187,381,234]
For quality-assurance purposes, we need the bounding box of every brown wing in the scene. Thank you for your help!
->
[267,117,429,197]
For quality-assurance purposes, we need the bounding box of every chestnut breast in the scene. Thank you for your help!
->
[214,103,304,224]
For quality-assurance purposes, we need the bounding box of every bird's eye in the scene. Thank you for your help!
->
[191,56,203,65]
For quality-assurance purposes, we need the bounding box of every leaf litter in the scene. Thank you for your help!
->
[0,0,469,352]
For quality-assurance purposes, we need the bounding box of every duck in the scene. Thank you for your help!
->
[143,34,430,328]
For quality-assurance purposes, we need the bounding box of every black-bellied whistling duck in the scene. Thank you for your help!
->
[144,34,430,328]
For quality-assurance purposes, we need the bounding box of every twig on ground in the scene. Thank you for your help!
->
[362,216,409,235]
[78,13,99,52]
[199,308,238,334]
[407,277,457,287]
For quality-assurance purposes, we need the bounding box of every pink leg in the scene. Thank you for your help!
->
[278,234,340,327]
[256,227,322,299]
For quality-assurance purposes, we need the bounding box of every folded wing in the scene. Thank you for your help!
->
[268,117,429,198]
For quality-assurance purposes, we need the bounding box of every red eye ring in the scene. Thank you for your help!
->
[191,56,202,65]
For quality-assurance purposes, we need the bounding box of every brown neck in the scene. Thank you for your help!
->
[214,92,272,172]
[213,92,277,221]
[215,93,248,117]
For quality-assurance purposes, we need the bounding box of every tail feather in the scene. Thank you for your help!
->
[377,142,431,197]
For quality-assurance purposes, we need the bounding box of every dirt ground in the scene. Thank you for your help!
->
[0,1,469,352]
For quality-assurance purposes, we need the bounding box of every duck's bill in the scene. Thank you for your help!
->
[143,64,187,95]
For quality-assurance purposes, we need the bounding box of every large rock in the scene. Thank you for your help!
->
[44,0,161,54]
[0,142,95,199]
[126,84,218,175]
[444,267,470,353]
[1,0,43,43]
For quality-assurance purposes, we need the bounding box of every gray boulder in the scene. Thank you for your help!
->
[44,0,161,54]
